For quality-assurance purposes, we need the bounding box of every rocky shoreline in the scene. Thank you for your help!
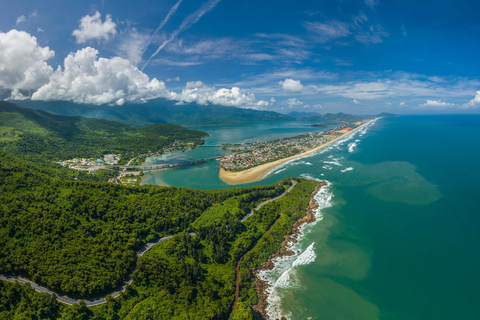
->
[252,182,325,320]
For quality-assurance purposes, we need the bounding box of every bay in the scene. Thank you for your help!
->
[143,115,480,319]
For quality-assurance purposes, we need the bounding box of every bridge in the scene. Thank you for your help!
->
[109,156,223,171]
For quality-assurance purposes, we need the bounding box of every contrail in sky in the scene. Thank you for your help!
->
[141,0,222,71]
[142,0,184,56]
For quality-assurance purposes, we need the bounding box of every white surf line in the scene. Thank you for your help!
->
[0,181,297,306]
[261,118,379,179]
[258,181,333,320]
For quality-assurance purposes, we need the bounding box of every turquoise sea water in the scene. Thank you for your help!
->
[144,116,480,319]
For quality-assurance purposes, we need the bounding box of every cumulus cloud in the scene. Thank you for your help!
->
[0,30,54,91]
[285,98,304,107]
[72,11,117,44]
[31,47,170,105]
[419,100,454,109]
[170,81,271,109]
[280,79,305,93]
[463,91,480,109]
[353,99,361,104]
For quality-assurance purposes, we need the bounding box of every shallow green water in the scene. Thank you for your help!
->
[144,116,480,319]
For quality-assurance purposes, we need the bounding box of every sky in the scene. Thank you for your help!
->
[1,0,480,114]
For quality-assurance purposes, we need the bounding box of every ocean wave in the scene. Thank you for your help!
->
[324,159,343,166]
[258,182,333,320]
[341,167,354,173]
[299,174,322,182]
[348,142,357,153]
[274,242,317,289]
[274,168,287,174]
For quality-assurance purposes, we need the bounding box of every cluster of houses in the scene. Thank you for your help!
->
[56,153,121,173]
[220,123,361,171]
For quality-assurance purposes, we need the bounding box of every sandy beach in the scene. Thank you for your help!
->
[219,118,377,185]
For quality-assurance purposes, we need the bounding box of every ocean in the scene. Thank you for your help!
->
[143,115,480,319]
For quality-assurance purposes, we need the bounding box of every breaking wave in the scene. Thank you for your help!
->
[341,167,354,173]
[258,180,333,320]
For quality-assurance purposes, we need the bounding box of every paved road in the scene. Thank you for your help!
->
[0,181,297,306]
[241,180,297,221]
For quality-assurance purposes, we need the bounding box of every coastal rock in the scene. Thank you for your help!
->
[253,182,325,319]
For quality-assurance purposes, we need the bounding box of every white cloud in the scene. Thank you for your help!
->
[314,74,479,100]
[353,99,360,104]
[304,20,351,43]
[355,25,389,44]
[37,27,44,33]
[31,47,170,105]
[419,100,454,109]
[170,81,271,109]
[463,91,480,109]
[142,0,222,70]
[117,28,150,66]
[285,98,304,107]
[166,77,180,82]
[142,0,184,54]
[280,79,305,93]
[400,102,405,105]
[72,11,117,44]
[16,15,26,24]
[0,30,54,91]
[16,10,38,25]
[365,0,379,8]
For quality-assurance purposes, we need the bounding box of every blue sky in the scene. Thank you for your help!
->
[1,0,479,114]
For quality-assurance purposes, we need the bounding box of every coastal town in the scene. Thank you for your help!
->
[219,120,369,172]
[55,139,203,185]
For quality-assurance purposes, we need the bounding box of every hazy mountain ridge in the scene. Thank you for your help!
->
[12,99,293,127]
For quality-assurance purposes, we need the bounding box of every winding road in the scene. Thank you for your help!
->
[0,181,297,307]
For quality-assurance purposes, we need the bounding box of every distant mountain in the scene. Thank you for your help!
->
[12,98,293,127]
[286,111,322,119]
[376,112,398,117]
[305,112,363,122]
[0,101,207,162]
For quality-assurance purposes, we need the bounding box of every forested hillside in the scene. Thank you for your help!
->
[0,151,318,319]
[0,101,207,162]
[0,152,289,296]
[13,98,293,127]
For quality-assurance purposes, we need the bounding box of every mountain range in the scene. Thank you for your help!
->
[12,99,293,127]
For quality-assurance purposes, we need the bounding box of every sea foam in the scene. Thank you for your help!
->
[258,181,333,320]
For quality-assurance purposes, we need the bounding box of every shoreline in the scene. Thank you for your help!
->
[252,182,325,319]
[219,119,377,185]
[139,169,169,186]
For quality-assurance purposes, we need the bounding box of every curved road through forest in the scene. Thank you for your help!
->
[0,181,297,307]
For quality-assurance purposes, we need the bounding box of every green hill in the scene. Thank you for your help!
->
[0,101,207,162]
[13,98,293,127]
[0,151,318,319]
[305,112,363,122]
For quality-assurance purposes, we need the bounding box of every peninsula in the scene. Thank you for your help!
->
[219,118,376,184]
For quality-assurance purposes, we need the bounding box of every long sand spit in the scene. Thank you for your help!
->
[219,118,377,185]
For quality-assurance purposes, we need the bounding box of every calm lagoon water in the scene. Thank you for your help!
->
[144,116,480,319]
